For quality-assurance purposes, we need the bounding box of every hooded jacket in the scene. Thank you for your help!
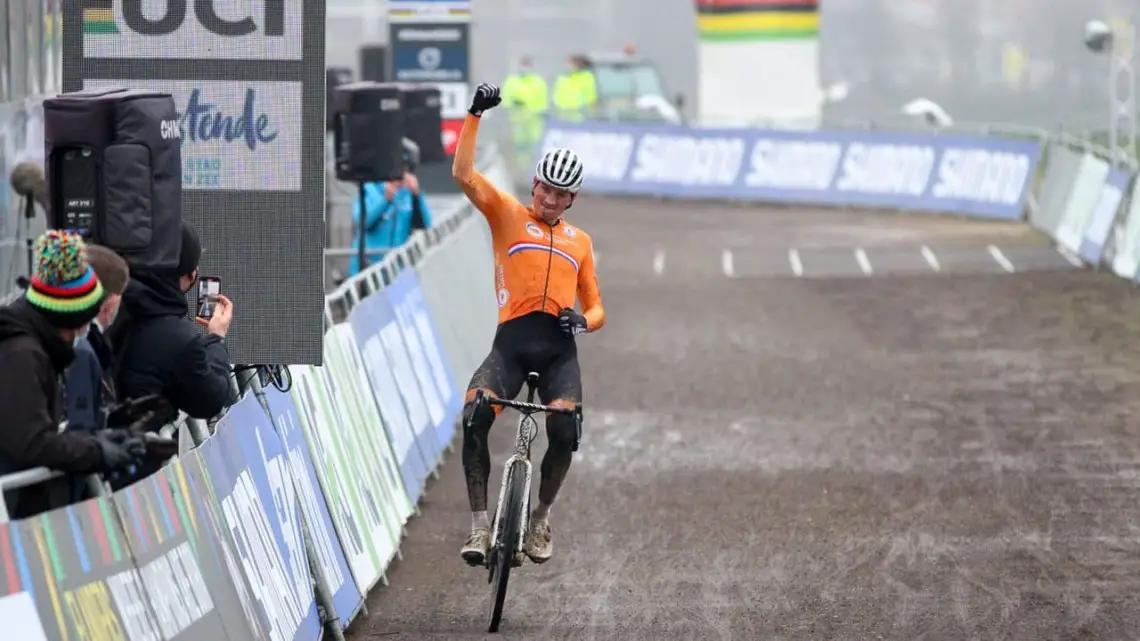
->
[0,299,107,514]
[107,271,234,420]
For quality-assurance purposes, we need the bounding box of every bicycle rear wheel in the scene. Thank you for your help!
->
[487,461,527,632]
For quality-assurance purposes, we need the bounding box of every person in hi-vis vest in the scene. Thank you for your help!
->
[552,55,597,122]
[502,56,549,160]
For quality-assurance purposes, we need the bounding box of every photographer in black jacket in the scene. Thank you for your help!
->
[108,221,235,425]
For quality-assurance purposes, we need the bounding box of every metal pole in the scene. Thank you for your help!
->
[357,182,368,274]
[1109,19,1136,167]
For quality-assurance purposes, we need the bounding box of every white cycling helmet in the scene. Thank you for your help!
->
[535,148,585,193]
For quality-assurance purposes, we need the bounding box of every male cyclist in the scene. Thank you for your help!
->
[452,82,605,566]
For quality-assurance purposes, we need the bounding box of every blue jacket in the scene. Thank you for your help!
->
[349,182,432,276]
[64,323,112,433]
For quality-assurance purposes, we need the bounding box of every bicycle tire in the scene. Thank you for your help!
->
[488,460,527,633]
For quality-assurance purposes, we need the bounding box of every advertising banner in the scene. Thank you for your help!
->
[111,458,258,640]
[346,297,435,502]
[65,0,328,364]
[537,119,1043,220]
[289,365,387,592]
[262,385,363,625]
[386,268,460,448]
[1054,153,1111,255]
[1080,168,1132,265]
[389,3,470,157]
[323,329,415,528]
[197,395,322,641]
[1112,180,1140,279]
[0,498,159,640]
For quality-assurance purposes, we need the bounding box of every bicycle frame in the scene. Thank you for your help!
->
[478,373,580,556]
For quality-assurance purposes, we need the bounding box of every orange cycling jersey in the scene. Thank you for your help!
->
[453,114,605,331]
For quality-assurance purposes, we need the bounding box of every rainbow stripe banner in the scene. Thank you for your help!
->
[696,0,819,42]
[82,0,116,35]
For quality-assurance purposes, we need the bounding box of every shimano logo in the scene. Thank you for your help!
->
[160,119,181,140]
[397,28,462,42]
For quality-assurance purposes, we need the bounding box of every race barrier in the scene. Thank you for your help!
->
[0,148,506,639]
[537,118,1045,220]
[536,118,1140,281]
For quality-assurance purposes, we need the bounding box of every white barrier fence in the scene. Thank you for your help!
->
[0,148,506,640]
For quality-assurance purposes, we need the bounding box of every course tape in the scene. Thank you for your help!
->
[536,118,1043,220]
[0,187,490,638]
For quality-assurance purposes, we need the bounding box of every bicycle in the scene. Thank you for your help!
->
[470,371,582,633]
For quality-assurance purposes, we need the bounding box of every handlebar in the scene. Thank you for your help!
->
[487,397,577,416]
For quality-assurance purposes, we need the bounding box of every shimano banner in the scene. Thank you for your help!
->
[538,120,1043,220]
[64,0,327,364]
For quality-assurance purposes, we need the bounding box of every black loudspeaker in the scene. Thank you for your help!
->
[359,44,389,83]
[326,67,354,132]
[400,84,445,163]
[43,87,183,271]
[332,81,405,183]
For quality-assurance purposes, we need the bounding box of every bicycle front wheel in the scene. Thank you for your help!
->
[487,460,527,632]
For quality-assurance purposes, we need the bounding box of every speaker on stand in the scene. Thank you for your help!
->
[399,84,445,165]
[332,81,406,274]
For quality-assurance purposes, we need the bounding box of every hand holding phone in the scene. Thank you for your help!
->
[197,277,220,319]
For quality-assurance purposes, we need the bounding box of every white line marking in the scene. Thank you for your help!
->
[1056,246,1084,267]
[652,250,665,275]
[920,245,941,272]
[721,249,734,277]
[788,248,803,276]
[987,245,1015,272]
[854,247,872,275]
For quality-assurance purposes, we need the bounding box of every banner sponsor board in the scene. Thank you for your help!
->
[111,458,254,640]
[0,497,159,640]
[347,294,438,501]
[385,268,460,448]
[537,119,1043,220]
[389,11,470,153]
[83,79,303,191]
[1080,168,1132,265]
[66,0,328,364]
[81,0,306,60]
[262,386,363,625]
[197,395,322,641]
[289,364,386,592]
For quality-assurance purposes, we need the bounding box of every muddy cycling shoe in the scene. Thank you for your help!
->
[461,528,491,566]
[524,520,553,564]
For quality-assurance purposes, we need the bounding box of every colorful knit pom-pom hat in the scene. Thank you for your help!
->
[25,230,105,329]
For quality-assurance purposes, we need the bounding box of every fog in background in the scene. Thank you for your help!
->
[326,0,1139,132]
[821,0,1139,132]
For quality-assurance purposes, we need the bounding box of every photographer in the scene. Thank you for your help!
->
[108,221,235,422]
[0,232,145,518]
[348,139,433,276]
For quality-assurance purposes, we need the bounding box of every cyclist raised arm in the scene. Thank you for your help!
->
[452,84,519,228]
[455,82,605,567]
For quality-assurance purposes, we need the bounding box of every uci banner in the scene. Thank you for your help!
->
[537,119,1044,220]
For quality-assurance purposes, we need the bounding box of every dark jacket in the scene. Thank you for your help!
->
[0,299,106,517]
[108,271,234,420]
[64,323,113,433]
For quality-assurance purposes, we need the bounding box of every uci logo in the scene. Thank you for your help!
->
[120,0,285,37]
[525,222,544,239]
[160,119,181,140]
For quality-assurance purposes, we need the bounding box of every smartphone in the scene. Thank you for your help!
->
[196,277,221,319]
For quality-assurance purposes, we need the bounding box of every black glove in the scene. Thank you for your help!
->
[469,83,501,117]
[558,308,588,336]
[96,429,146,471]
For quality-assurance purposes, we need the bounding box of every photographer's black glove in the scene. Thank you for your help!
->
[558,308,589,336]
[96,429,146,471]
[469,83,502,117]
